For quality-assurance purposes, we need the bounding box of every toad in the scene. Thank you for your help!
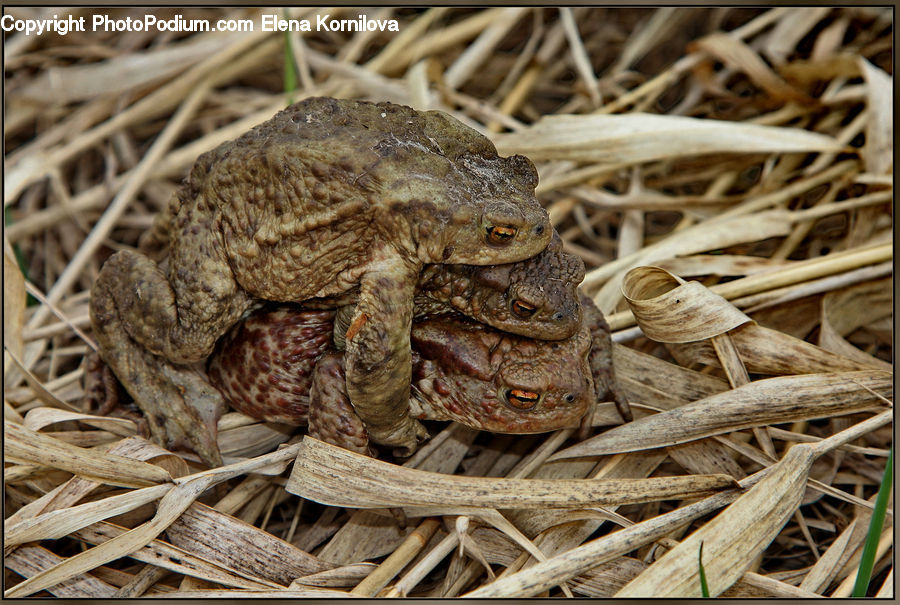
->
[207,306,595,453]
[90,97,551,465]
[410,231,585,341]
[324,230,585,348]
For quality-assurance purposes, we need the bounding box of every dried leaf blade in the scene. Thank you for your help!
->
[552,371,891,459]
[616,444,817,596]
[287,438,735,509]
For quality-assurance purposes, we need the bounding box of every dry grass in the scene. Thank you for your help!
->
[3,6,893,598]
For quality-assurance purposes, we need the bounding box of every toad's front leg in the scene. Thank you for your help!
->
[90,246,248,466]
[343,254,428,456]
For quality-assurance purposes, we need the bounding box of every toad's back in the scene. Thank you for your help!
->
[176,97,518,301]
[182,99,396,299]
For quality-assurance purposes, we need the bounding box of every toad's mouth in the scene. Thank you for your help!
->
[502,388,542,411]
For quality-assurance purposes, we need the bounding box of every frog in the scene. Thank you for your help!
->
[320,230,585,348]
[206,305,595,454]
[90,97,552,465]
[143,196,582,344]
[410,230,585,341]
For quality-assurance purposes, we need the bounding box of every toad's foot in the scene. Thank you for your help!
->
[161,363,226,460]
[94,334,224,466]
[83,350,225,464]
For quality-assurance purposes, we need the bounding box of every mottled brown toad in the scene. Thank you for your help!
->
[207,306,595,453]
[143,169,581,343]
[323,230,585,348]
[411,231,585,341]
[91,97,551,465]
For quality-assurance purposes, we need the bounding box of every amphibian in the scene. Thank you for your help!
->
[207,306,595,453]
[323,230,585,348]
[410,231,584,341]
[90,97,551,464]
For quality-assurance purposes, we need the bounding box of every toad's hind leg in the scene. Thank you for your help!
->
[582,297,632,423]
[90,244,248,465]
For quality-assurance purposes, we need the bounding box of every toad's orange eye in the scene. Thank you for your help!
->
[505,388,540,410]
[511,300,537,318]
[486,225,517,244]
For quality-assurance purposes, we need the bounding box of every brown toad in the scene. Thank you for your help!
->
[207,306,595,454]
[322,230,585,348]
[410,231,585,341]
[144,201,582,343]
[90,97,551,465]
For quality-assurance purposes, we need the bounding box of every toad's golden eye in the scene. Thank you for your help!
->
[486,225,517,244]
[511,300,537,318]
[505,388,540,410]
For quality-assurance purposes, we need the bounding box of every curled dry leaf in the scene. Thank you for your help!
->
[622,265,750,342]
[551,371,892,459]
[620,262,882,377]
[287,437,736,509]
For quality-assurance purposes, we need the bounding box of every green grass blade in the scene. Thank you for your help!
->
[5,207,38,306]
[282,9,298,105]
[851,446,892,597]
[698,541,710,597]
